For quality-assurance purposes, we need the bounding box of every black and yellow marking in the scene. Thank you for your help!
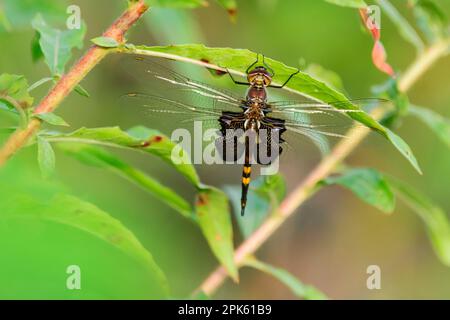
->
[241,163,252,216]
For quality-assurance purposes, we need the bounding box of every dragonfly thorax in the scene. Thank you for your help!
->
[246,86,267,104]
[247,66,272,88]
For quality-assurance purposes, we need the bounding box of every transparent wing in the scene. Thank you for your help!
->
[269,98,390,118]
[283,126,331,156]
[120,93,249,150]
[285,121,352,154]
[266,97,389,155]
[120,92,224,132]
[122,55,243,112]
[122,93,223,116]
[261,98,382,159]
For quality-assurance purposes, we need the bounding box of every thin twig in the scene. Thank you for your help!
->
[197,37,450,297]
[0,0,149,166]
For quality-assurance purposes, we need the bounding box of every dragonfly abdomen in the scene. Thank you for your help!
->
[241,162,252,216]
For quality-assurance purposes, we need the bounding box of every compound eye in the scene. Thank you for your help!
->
[247,73,256,84]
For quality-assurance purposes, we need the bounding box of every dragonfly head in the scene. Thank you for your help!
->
[247,66,272,87]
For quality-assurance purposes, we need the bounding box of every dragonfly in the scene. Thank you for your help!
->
[122,55,387,216]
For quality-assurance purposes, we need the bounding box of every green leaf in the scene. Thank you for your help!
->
[0,127,17,135]
[1,0,66,30]
[34,112,69,126]
[323,168,395,213]
[31,14,86,75]
[0,98,16,113]
[411,0,448,43]
[58,143,193,219]
[130,44,421,174]
[0,127,17,134]
[225,174,286,238]
[195,187,237,281]
[43,126,200,187]
[409,105,450,148]
[91,36,119,48]
[31,31,44,62]
[215,0,236,10]
[225,186,269,239]
[0,73,34,108]
[244,257,328,300]
[190,290,210,300]
[385,128,421,174]
[304,63,346,93]
[127,126,200,186]
[37,136,55,179]
[324,0,367,8]
[388,177,450,266]
[253,174,287,204]
[379,78,410,128]
[74,84,90,97]
[28,76,53,92]
[375,0,425,53]
[0,191,169,297]
[52,194,169,283]
[0,159,169,298]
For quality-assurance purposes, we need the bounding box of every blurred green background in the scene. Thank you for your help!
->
[0,0,449,299]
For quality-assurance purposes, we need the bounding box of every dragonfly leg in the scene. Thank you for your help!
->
[225,67,250,86]
[261,55,275,77]
[269,69,300,89]
[246,53,261,74]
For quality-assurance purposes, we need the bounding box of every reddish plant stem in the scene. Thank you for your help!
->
[0,0,149,166]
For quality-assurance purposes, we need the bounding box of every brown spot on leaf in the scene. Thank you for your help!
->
[140,135,163,148]
[215,234,222,241]
[200,58,227,76]
[227,8,237,23]
[228,8,237,17]
[151,135,163,143]
[196,193,208,206]
[215,69,227,76]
